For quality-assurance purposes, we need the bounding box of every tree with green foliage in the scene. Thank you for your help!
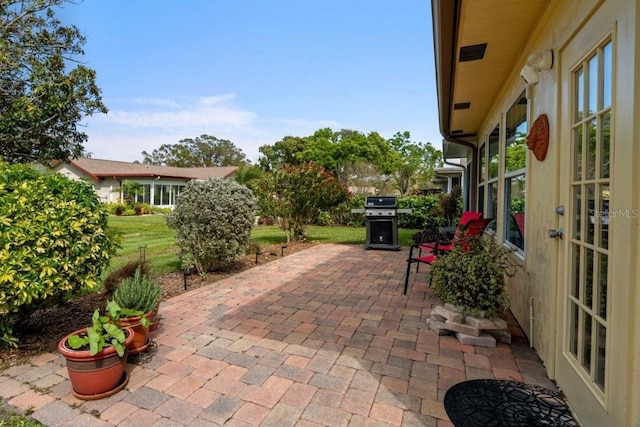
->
[387,131,442,195]
[0,163,118,348]
[166,178,257,274]
[302,128,395,185]
[141,134,248,167]
[258,128,442,194]
[234,163,263,193]
[258,135,309,171]
[256,162,350,242]
[0,0,107,164]
[505,131,527,172]
[121,180,143,202]
[258,128,394,185]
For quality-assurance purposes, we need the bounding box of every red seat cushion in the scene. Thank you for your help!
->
[415,254,437,264]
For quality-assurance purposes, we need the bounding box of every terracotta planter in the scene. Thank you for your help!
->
[147,308,160,332]
[117,316,150,355]
[58,327,134,399]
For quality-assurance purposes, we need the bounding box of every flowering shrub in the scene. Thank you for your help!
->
[166,178,257,274]
[256,162,350,241]
[0,164,117,347]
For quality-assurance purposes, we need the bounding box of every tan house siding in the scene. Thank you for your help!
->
[433,0,638,424]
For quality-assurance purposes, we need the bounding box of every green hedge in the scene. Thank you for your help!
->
[397,195,444,230]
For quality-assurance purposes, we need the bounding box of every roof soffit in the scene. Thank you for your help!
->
[433,0,548,139]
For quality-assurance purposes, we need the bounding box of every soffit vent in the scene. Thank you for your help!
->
[459,43,487,62]
[451,130,464,135]
[454,102,471,110]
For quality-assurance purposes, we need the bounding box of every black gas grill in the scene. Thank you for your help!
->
[351,196,412,250]
[364,196,401,250]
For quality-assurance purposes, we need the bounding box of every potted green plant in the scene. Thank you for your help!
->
[112,267,162,354]
[428,235,515,319]
[58,302,135,400]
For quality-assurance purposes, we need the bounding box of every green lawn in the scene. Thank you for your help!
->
[107,215,180,275]
[106,216,419,277]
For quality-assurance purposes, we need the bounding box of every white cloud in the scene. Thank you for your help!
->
[198,94,236,106]
[97,95,256,131]
[129,98,182,108]
[104,107,256,131]
[81,94,342,164]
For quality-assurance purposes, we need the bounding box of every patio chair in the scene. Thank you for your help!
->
[416,211,483,253]
[414,211,483,272]
[403,218,491,294]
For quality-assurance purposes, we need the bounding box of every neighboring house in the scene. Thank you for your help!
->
[431,165,464,194]
[430,0,638,425]
[52,157,237,208]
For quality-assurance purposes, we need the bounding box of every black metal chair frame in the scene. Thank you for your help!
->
[403,218,491,295]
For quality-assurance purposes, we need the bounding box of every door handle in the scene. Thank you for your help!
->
[548,228,564,239]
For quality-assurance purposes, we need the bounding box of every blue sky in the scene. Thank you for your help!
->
[58,1,441,163]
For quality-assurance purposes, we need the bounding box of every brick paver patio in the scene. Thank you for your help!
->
[0,244,557,426]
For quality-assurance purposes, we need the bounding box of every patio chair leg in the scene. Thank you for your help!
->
[403,259,413,295]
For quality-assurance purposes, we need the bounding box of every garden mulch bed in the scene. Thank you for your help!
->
[0,241,316,368]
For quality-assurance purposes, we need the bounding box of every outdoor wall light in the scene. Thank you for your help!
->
[520,50,553,85]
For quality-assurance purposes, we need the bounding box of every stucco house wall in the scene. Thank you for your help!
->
[55,163,116,202]
[52,158,238,208]
[468,0,637,425]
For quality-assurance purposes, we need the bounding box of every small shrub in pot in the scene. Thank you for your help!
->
[112,267,161,314]
[111,268,161,353]
[429,235,515,319]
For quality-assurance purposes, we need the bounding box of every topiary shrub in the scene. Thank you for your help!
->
[166,178,257,274]
[0,163,118,347]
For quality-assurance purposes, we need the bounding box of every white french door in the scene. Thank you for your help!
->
[555,7,623,426]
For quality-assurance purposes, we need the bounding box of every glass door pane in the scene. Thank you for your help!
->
[567,39,612,397]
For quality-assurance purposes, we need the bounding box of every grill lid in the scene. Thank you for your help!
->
[365,196,397,208]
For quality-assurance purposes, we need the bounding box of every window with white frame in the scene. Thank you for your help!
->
[153,184,185,206]
[504,92,527,252]
[478,144,486,214]
[134,184,151,204]
[486,126,500,232]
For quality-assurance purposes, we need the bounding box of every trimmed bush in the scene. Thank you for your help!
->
[110,202,126,216]
[166,178,257,274]
[0,164,118,347]
[397,195,443,230]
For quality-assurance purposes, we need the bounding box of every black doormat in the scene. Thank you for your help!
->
[444,379,577,426]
